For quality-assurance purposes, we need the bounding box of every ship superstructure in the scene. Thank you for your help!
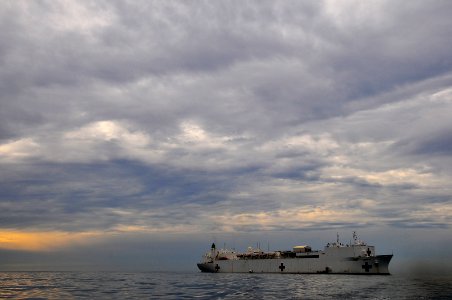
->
[197,232,392,274]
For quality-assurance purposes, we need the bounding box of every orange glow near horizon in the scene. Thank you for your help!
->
[0,230,102,252]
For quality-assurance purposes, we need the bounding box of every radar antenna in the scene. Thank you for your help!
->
[353,231,364,245]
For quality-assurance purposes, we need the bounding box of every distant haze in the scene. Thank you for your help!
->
[0,0,451,274]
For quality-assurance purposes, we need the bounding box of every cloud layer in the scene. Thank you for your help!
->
[1,0,452,259]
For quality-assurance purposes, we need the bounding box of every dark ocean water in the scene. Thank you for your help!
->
[0,271,451,299]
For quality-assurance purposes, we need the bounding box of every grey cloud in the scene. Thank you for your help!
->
[1,0,451,148]
[0,0,452,257]
[387,220,450,229]
[400,130,452,156]
[0,159,255,231]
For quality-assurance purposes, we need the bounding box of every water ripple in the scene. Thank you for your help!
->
[0,272,451,299]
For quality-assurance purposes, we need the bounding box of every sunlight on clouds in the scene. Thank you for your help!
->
[47,1,115,33]
[324,0,386,29]
[60,120,155,162]
[209,200,452,232]
[113,225,150,233]
[65,121,150,146]
[430,87,452,103]
[66,119,236,165]
[323,166,442,187]
[177,121,234,149]
[0,138,39,162]
[0,230,103,252]
[0,226,203,253]
[210,206,368,232]
[107,208,205,234]
[113,224,202,234]
[0,120,241,168]
[365,169,431,186]
[0,121,155,164]
[179,121,209,143]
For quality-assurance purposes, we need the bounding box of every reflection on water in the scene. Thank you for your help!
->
[0,271,451,299]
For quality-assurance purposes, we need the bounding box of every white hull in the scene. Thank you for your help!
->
[197,233,393,275]
[198,254,392,274]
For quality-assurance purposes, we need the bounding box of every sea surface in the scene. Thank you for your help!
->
[0,271,451,299]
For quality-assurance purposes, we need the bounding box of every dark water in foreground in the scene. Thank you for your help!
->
[0,272,451,299]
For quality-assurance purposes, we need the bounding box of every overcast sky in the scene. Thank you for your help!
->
[1,0,452,272]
